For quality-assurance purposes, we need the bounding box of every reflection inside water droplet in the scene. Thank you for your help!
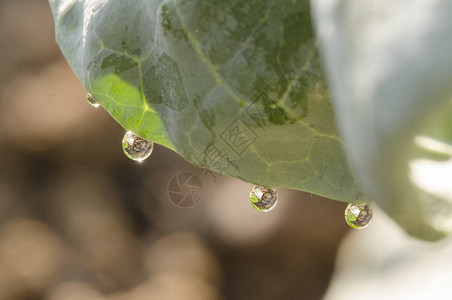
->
[249,185,278,212]
[122,131,154,162]
[86,93,100,108]
[344,203,372,229]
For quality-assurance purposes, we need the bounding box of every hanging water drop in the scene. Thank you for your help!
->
[86,93,100,108]
[249,185,278,212]
[122,131,154,162]
[344,203,372,229]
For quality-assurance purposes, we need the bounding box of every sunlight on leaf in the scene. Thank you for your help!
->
[50,0,363,202]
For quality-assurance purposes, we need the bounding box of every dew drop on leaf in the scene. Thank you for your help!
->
[344,203,373,229]
[122,131,154,162]
[249,185,278,212]
[86,93,100,108]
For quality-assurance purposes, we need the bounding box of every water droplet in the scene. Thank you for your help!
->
[249,185,278,212]
[345,203,372,229]
[86,93,100,108]
[122,131,154,162]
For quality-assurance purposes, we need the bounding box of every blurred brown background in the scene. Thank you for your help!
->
[0,0,351,299]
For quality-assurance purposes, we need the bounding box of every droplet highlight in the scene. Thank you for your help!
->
[86,93,100,108]
[249,185,278,212]
[344,203,373,229]
[122,131,154,162]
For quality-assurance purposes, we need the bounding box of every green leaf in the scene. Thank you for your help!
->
[313,1,452,240]
[49,0,363,202]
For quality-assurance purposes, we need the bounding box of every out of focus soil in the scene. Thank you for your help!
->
[0,0,349,299]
